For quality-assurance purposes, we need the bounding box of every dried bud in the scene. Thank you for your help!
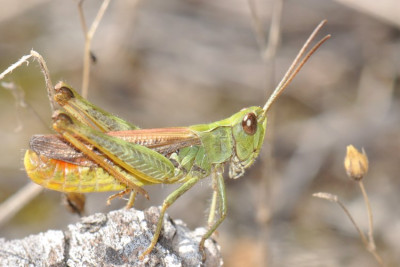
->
[344,145,368,181]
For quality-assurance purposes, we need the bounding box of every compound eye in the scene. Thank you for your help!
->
[242,112,257,135]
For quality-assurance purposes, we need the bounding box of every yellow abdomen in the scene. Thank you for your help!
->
[24,149,127,192]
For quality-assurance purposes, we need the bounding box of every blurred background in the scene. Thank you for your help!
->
[0,0,399,266]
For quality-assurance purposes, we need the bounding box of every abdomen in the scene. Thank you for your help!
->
[24,149,127,193]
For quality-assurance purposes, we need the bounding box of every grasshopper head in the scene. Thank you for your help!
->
[229,106,267,178]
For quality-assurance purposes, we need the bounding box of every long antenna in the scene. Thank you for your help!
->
[263,20,330,114]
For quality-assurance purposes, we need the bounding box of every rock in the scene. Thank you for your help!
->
[0,207,222,267]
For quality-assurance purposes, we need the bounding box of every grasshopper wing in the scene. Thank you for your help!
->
[53,113,201,185]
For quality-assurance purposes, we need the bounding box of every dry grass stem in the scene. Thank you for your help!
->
[0,183,43,228]
[358,181,384,265]
[0,51,55,112]
[265,0,283,61]
[78,0,111,98]
[312,192,338,202]
[247,0,267,54]
[313,184,385,266]
[313,191,369,248]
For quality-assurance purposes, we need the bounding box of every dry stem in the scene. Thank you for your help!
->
[0,183,43,228]
[358,181,385,265]
[78,0,111,98]
[313,191,385,266]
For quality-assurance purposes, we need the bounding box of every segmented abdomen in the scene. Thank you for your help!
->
[24,149,127,192]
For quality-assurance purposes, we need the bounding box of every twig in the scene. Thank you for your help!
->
[313,192,369,246]
[0,51,55,113]
[358,181,385,265]
[0,183,43,228]
[247,0,267,53]
[78,0,111,98]
[313,192,385,266]
[264,0,283,61]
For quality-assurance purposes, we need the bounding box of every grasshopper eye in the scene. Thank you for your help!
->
[242,112,257,135]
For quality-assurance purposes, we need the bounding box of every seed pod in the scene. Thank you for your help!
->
[344,145,368,181]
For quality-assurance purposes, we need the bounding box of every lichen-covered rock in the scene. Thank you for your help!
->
[0,207,222,267]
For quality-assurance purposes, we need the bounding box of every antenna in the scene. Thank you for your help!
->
[263,20,330,114]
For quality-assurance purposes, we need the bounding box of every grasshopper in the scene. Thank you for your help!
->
[1,21,329,259]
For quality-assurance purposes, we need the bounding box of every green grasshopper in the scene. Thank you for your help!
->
[1,21,329,259]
